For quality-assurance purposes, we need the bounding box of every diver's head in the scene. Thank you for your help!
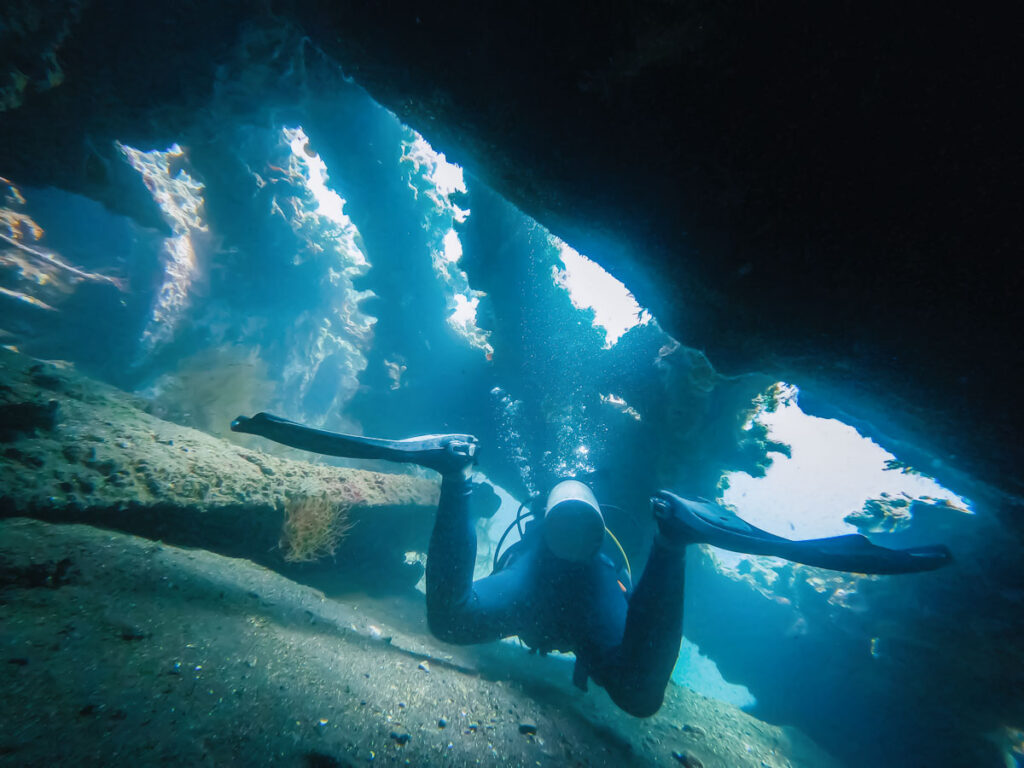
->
[543,479,604,563]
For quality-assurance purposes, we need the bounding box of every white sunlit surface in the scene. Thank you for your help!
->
[442,229,462,262]
[275,127,376,418]
[600,392,642,421]
[400,129,493,358]
[551,238,653,348]
[283,127,370,275]
[721,384,972,542]
[400,134,470,222]
[118,142,206,353]
[290,132,345,221]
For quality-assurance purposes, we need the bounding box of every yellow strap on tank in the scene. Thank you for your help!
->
[604,526,632,581]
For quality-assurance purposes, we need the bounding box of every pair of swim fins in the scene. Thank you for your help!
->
[232,412,952,575]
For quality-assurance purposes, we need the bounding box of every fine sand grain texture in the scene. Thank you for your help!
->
[0,518,841,768]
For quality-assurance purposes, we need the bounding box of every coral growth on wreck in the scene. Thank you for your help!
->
[280,493,354,562]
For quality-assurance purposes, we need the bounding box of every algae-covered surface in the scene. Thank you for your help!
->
[0,518,840,767]
[0,348,439,586]
[0,347,437,515]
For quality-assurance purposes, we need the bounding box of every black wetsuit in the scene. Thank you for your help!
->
[427,476,686,717]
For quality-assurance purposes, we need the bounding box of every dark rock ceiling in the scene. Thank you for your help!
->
[1,1,1021,505]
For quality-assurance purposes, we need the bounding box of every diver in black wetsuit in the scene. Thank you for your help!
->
[231,413,953,717]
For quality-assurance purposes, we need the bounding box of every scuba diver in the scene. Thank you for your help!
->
[231,412,952,718]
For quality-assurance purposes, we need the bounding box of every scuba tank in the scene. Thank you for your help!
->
[492,480,633,591]
[542,480,605,562]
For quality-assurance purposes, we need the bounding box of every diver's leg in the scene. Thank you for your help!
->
[425,473,530,644]
[230,412,478,471]
[425,474,478,637]
[589,538,686,717]
[231,414,527,641]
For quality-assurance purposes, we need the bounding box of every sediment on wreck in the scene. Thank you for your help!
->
[0,347,439,593]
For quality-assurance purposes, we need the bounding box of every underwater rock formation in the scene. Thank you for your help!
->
[0,516,841,767]
[0,347,439,592]
[0,2,1018,509]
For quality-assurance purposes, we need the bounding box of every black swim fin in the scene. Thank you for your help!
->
[231,412,478,473]
[653,490,952,575]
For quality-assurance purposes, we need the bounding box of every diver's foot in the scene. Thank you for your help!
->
[651,490,711,549]
[415,437,479,480]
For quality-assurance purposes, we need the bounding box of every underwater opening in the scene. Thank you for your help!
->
[719,382,972,548]
[551,237,653,349]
